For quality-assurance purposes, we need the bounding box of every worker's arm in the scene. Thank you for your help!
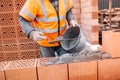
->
[18,15,46,41]
[66,9,78,27]
[18,15,35,37]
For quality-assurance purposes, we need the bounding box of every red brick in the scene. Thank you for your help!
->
[92,12,98,19]
[69,61,97,80]
[4,52,19,61]
[5,59,37,80]
[0,61,11,80]
[102,31,120,58]
[98,59,120,80]
[37,58,68,80]
[92,0,98,6]
[0,70,5,80]
[92,26,99,32]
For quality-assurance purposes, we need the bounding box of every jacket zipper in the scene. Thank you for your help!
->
[51,0,60,36]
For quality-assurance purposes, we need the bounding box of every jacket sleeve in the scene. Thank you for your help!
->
[66,9,75,25]
[19,0,39,21]
[18,15,35,37]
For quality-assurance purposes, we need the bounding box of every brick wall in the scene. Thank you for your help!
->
[72,0,81,24]
[0,0,40,62]
[81,0,99,44]
[1,58,120,80]
[73,0,99,44]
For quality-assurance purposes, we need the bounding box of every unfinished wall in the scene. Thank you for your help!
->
[80,0,99,44]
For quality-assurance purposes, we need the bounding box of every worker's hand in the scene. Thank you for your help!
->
[70,20,79,27]
[30,31,47,41]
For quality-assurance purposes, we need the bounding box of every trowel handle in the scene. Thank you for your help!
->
[48,36,63,44]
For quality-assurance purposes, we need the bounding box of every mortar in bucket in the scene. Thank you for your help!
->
[60,26,86,53]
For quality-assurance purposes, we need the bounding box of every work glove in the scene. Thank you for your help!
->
[70,20,79,27]
[29,31,47,41]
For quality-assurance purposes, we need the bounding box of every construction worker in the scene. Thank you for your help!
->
[18,0,78,57]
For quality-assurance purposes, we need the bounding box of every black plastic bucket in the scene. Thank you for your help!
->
[60,26,86,53]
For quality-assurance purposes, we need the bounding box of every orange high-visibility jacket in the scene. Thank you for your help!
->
[19,0,73,47]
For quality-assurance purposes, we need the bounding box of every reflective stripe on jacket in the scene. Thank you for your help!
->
[19,0,73,47]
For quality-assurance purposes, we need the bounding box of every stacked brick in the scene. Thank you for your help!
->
[0,58,120,80]
[72,0,81,24]
[80,0,99,44]
[0,0,40,62]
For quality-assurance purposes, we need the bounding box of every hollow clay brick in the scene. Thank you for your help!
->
[19,43,35,50]
[19,51,37,59]
[4,52,19,61]
[102,31,120,58]
[0,61,11,80]
[5,59,37,80]
[1,27,16,39]
[98,59,120,80]
[37,58,68,80]
[3,44,18,51]
[69,61,97,80]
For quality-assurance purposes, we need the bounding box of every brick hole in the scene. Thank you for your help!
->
[17,4,20,6]
[9,4,12,6]
[0,5,3,7]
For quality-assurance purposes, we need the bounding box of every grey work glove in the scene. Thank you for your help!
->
[30,31,47,41]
